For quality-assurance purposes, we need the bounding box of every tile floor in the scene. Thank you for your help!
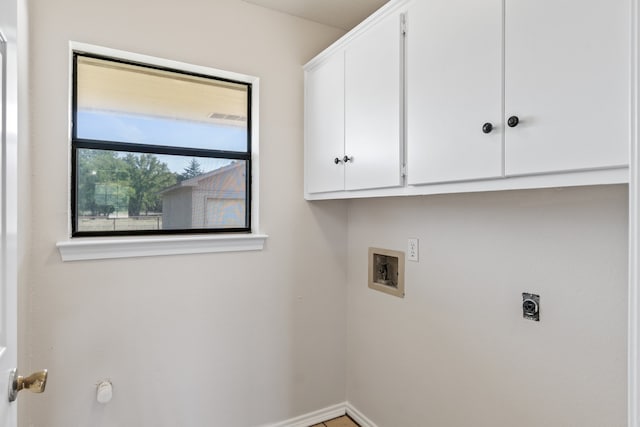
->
[310,415,360,427]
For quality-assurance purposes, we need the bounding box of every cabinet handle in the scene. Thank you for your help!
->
[343,156,353,163]
[334,157,342,164]
[507,116,520,128]
[482,123,493,134]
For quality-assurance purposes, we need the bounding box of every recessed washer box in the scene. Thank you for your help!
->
[368,247,405,298]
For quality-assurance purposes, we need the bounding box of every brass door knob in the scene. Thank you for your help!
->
[8,369,48,402]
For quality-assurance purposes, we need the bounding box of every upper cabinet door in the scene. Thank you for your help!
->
[305,51,345,194]
[345,11,404,191]
[504,0,630,176]
[406,0,503,185]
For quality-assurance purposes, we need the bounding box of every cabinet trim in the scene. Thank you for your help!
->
[628,0,639,426]
[304,0,410,72]
[305,167,628,200]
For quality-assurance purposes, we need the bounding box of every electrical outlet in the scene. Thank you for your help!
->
[407,238,419,262]
[522,293,540,321]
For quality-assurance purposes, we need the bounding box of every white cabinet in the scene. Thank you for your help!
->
[304,51,345,194]
[504,0,629,176]
[407,0,629,186]
[344,11,403,191]
[304,0,631,200]
[304,5,405,196]
[406,0,503,185]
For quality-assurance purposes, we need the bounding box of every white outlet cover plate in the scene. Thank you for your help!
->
[408,238,419,262]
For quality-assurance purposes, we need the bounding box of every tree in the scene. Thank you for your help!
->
[124,153,177,216]
[179,158,203,182]
[76,150,130,215]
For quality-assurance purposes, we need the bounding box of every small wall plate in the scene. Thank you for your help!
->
[368,247,405,298]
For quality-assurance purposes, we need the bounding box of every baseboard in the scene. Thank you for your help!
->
[345,402,379,427]
[262,402,347,427]
[262,401,378,427]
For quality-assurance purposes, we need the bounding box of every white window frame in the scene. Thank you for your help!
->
[57,42,266,261]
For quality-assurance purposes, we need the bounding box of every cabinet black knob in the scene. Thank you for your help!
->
[507,116,520,128]
[482,123,493,134]
[334,157,341,164]
[343,155,352,163]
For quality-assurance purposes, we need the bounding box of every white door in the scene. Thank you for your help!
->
[304,51,345,194]
[504,0,630,176]
[0,0,18,423]
[0,3,45,423]
[406,0,503,185]
[344,10,403,191]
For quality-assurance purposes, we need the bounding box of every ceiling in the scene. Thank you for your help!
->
[241,0,390,31]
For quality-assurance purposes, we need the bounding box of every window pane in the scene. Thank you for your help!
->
[76,149,247,233]
[76,56,249,152]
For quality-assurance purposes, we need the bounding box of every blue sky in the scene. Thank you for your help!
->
[77,110,247,173]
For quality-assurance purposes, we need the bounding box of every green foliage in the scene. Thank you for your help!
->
[94,183,129,214]
[77,150,130,216]
[77,150,177,217]
[124,153,177,216]
[179,158,203,182]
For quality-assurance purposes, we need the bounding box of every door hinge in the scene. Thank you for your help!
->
[401,14,406,36]
[401,164,407,178]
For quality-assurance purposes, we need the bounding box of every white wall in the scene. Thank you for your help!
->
[346,185,628,426]
[23,1,347,426]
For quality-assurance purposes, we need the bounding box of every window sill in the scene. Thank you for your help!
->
[56,233,268,262]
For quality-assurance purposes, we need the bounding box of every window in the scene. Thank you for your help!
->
[71,52,252,237]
